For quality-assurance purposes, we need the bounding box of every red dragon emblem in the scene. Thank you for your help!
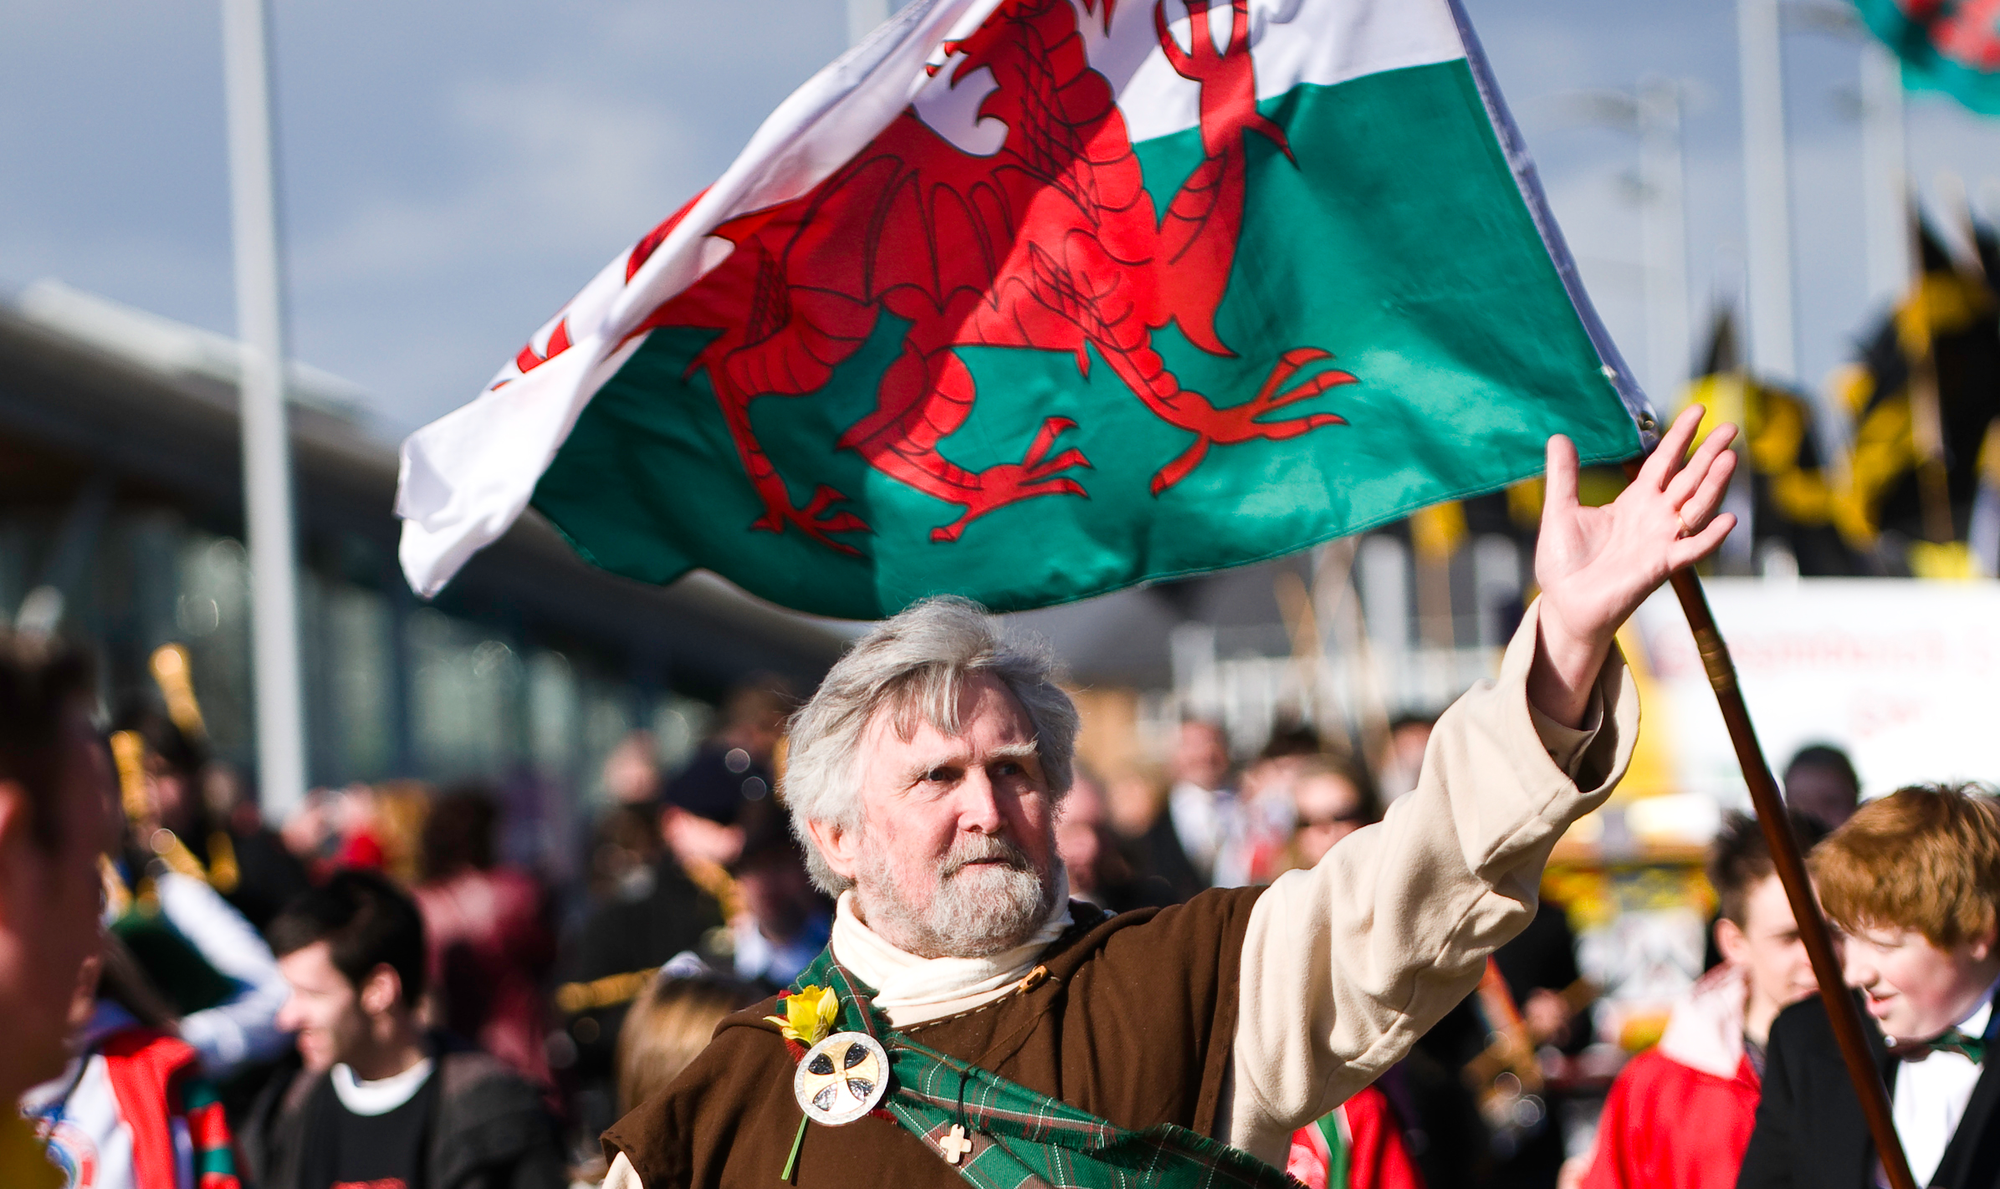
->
[626,0,1355,550]
[1900,0,2000,71]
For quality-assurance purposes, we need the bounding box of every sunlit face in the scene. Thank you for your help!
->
[1717,875,1819,1023]
[1843,921,2000,1044]
[812,674,1058,959]
[1292,772,1366,868]
[275,941,370,1072]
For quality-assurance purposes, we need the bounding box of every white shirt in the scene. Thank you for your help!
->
[1167,781,1237,881]
[1889,977,2000,1187]
[331,1058,435,1116]
[734,910,833,987]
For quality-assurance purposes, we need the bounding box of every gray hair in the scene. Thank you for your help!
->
[783,596,1078,894]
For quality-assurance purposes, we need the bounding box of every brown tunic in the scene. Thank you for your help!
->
[604,889,1262,1189]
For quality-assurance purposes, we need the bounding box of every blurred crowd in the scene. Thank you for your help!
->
[11,629,1965,1189]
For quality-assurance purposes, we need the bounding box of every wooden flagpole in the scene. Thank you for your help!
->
[1661,565,1915,1189]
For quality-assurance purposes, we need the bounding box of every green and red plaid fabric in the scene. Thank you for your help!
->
[787,952,1299,1189]
[182,1078,241,1189]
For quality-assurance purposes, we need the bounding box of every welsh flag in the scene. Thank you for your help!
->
[1854,0,2000,114]
[396,0,1653,619]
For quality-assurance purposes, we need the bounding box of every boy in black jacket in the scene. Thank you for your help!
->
[1739,784,2000,1189]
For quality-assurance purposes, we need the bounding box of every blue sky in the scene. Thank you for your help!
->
[5,0,1998,442]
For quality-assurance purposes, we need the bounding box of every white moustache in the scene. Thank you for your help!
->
[940,835,1032,878]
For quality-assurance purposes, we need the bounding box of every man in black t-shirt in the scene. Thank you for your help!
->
[294,1056,441,1189]
[244,871,564,1189]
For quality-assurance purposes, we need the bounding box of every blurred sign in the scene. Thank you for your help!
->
[1633,578,2000,803]
[1549,860,1712,1050]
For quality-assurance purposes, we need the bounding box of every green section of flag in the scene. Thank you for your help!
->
[531,60,1639,620]
[1855,0,2000,115]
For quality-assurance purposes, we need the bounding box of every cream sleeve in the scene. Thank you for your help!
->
[604,1152,642,1189]
[1223,598,1637,1165]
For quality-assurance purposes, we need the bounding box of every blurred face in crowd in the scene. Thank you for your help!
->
[202,763,247,825]
[1103,773,1162,838]
[1843,920,2000,1045]
[1172,722,1230,792]
[602,732,662,806]
[809,673,1057,959]
[144,755,196,834]
[1238,754,1305,812]
[1292,771,1367,868]
[737,854,819,943]
[1056,773,1111,897]
[0,698,113,1097]
[1783,762,1858,831]
[276,941,406,1075]
[737,707,789,764]
[662,806,745,869]
[1715,873,1819,1044]
[720,685,792,762]
[1389,720,1432,766]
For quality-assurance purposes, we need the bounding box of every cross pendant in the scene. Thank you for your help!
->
[940,1124,975,1165]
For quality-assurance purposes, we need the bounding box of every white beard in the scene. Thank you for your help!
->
[856,831,1056,959]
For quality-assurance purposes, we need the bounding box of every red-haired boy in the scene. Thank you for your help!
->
[1739,784,2000,1189]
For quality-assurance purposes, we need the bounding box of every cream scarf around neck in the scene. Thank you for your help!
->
[830,868,1073,1026]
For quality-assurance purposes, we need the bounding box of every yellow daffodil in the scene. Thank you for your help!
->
[766,984,840,1045]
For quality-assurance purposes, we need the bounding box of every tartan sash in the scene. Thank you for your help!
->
[788,949,1299,1189]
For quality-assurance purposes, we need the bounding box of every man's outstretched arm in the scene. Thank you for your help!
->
[1225,408,1738,1163]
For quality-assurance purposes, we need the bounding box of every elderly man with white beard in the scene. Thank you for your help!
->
[602,409,1739,1189]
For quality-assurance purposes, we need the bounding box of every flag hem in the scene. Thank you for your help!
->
[1445,0,1659,452]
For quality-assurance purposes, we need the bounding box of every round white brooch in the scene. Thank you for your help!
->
[793,1031,890,1126]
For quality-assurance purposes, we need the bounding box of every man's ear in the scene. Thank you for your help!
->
[358,963,405,1018]
[1969,922,2000,964]
[1715,916,1750,968]
[803,816,860,884]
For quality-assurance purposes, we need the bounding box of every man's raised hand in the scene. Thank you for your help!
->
[1527,405,1738,727]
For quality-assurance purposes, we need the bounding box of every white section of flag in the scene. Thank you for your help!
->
[395,0,1471,598]
[1107,0,1463,143]
[397,0,1006,596]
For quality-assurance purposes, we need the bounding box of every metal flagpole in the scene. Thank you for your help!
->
[1638,75,1692,402]
[1861,43,1910,311]
[1737,0,1797,380]
[220,0,308,824]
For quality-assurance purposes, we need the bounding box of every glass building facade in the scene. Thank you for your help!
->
[0,290,842,864]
